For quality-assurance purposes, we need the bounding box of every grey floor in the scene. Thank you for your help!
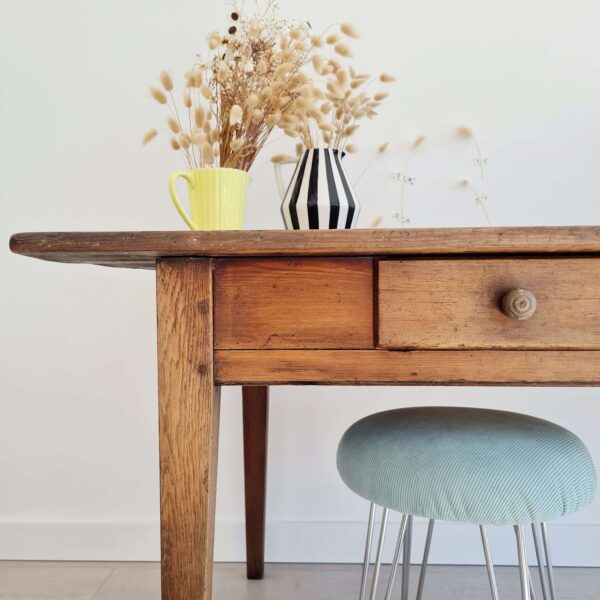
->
[0,562,598,599]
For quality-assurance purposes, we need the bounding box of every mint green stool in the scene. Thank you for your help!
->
[337,407,596,600]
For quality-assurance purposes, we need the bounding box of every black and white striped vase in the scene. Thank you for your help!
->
[275,148,360,229]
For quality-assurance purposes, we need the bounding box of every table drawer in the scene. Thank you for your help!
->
[377,258,600,349]
[214,257,374,349]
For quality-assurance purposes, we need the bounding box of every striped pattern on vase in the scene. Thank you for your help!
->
[281,148,360,230]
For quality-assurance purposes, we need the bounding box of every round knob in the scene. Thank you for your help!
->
[501,288,537,320]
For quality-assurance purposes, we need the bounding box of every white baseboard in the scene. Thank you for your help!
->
[0,520,159,562]
[0,519,598,566]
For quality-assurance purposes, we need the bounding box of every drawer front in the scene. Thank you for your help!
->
[378,258,600,349]
[214,257,374,349]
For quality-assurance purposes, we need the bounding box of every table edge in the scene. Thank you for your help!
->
[10,226,600,269]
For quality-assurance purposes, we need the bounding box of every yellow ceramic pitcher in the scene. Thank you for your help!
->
[169,167,250,231]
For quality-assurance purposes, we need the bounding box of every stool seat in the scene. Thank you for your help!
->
[337,407,596,526]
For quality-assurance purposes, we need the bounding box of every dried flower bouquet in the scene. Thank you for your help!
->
[144,2,322,171]
[145,2,394,170]
[272,25,395,157]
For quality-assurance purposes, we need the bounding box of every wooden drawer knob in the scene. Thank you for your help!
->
[501,288,537,320]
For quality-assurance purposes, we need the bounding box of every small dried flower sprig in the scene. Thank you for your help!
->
[353,142,389,187]
[274,23,395,153]
[456,125,492,225]
[458,178,492,226]
[143,1,316,171]
[369,215,384,228]
[392,135,425,226]
[457,125,487,180]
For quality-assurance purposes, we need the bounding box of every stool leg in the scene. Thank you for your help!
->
[515,525,532,600]
[368,507,389,600]
[359,503,377,600]
[384,515,409,600]
[541,523,558,600]
[401,514,413,600]
[415,519,435,600]
[514,527,538,600]
[531,524,550,600]
[529,570,538,600]
[480,526,500,600]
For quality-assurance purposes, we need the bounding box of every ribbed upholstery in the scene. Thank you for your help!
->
[337,407,596,525]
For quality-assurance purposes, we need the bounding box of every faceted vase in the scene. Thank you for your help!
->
[279,149,360,230]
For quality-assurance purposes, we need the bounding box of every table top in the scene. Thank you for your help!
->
[9,226,600,269]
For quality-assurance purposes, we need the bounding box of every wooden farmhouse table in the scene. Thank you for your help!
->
[10,226,600,600]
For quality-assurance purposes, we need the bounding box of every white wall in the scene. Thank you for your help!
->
[1,0,600,566]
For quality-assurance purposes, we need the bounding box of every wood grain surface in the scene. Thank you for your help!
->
[242,386,269,580]
[156,258,220,600]
[10,226,600,268]
[378,258,600,349]
[215,349,600,385]
[214,258,374,349]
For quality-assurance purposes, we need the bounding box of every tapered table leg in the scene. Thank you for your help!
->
[157,258,220,600]
[242,385,269,579]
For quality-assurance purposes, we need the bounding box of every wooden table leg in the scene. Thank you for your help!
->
[157,258,220,600]
[242,385,269,580]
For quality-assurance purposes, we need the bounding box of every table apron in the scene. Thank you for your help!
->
[214,349,600,386]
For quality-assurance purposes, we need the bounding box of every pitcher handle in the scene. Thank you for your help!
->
[273,157,300,201]
[169,171,196,230]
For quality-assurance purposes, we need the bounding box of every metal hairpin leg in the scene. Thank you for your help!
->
[541,523,558,600]
[515,528,539,600]
[515,525,532,600]
[358,510,556,600]
[368,507,389,600]
[415,519,435,600]
[401,515,413,600]
[480,526,500,600]
[383,515,409,600]
[529,569,538,600]
[531,524,550,600]
[359,503,377,600]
